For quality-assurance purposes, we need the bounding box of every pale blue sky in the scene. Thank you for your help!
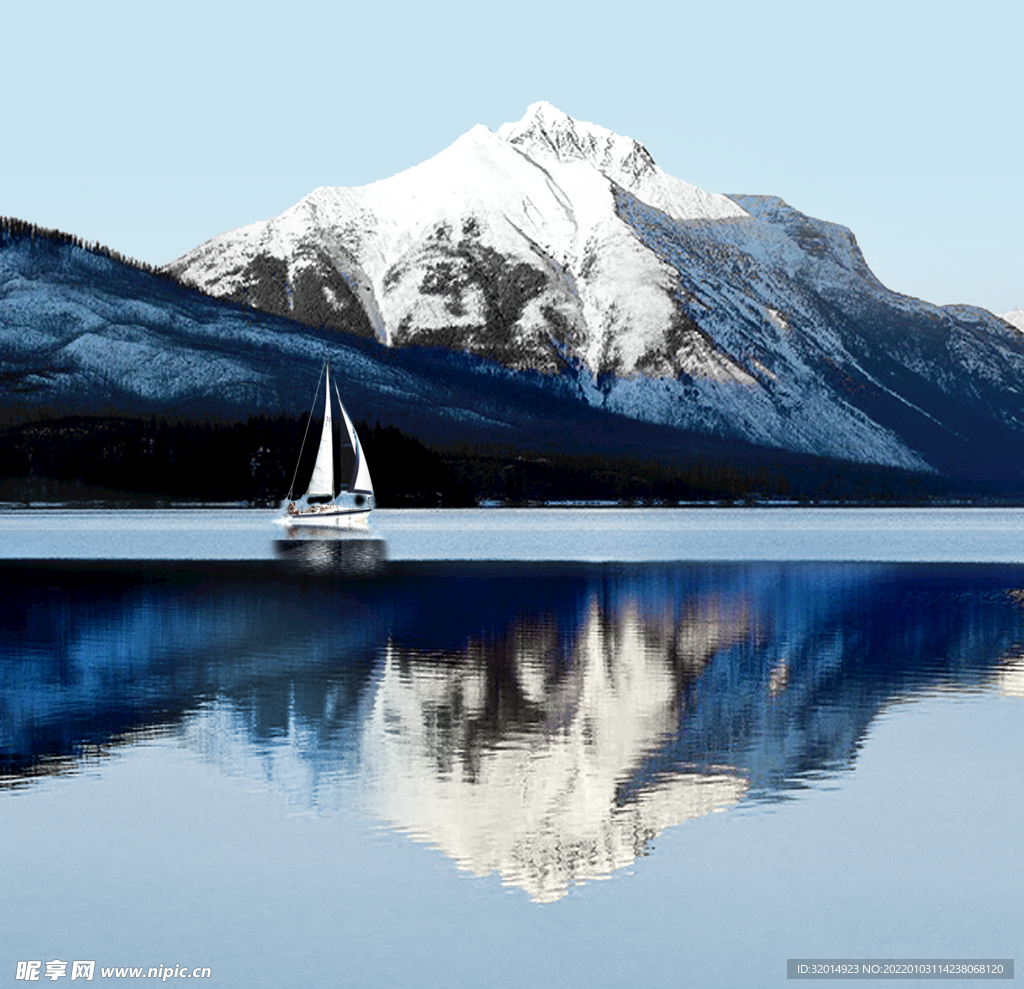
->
[3,0,1020,313]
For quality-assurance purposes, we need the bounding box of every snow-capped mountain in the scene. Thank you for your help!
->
[166,103,1024,479]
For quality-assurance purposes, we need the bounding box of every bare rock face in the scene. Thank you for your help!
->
[165,104,1024,477]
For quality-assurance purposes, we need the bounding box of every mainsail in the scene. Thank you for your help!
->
[306,364,335,498]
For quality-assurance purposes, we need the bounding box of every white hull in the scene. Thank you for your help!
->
[274,507,371,528]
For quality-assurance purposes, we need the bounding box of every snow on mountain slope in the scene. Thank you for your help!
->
[166,104,1024,478]
[497,101,747,224]
[1001,309,1024,332]
[616,191,1024,479]
[168,104,751,380]
[0,230,577,443]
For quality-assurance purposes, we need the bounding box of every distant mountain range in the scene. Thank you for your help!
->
[167,103,1024,486]
[3,104,1024,499]
[9,217,906,505]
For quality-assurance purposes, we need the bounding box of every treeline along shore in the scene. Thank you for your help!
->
[0,413,961,507]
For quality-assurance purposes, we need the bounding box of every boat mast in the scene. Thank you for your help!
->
[286,360,328,501]
[306,362,335,499]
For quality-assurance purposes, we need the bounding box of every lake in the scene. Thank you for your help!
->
[1,508,1021,986]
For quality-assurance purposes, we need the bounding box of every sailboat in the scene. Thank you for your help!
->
[275,361,375,527]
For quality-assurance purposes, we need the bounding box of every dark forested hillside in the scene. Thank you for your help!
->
[0,413,955,507]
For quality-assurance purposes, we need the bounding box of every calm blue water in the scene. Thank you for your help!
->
[5,505,1024,560]
[1,509,1022,987]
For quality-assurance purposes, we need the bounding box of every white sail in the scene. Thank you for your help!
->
[337,390,374,495]
[306,364,335,498]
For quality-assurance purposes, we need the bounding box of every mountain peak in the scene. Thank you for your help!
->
[498,102,656,183]
[496,103,745,225]
[521,100,571,124]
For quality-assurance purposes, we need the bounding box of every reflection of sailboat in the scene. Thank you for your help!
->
[273,530,387,576]
[275,360,374,527]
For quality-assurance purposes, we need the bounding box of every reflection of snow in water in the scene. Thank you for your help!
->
[768,658,790,696]
[996,651,1024,699]
[997,591,1024,697]
[359,594,750,902]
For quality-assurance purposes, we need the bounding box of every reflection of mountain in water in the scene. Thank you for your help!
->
[363,593,751,901]
[3,560,1024,898]
[0,554,388,780]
